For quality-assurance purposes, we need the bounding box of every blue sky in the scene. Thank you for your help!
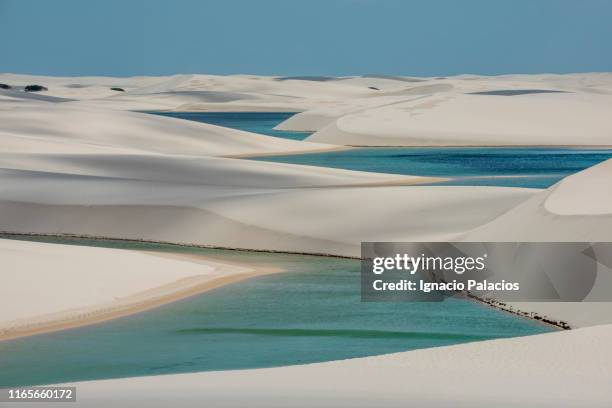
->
[1,0,611,77]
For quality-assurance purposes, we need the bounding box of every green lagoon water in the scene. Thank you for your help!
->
[148,111,612,188]
[0,236,553,387]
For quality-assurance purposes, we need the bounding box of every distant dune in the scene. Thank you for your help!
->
[306,92,612,146]
[0,104,333,156]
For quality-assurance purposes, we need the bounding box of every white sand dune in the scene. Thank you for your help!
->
[274,83,455,132]
[276,72,610,120]
[0,101,532,258]
[0,238,262,340]
[52,324,612,408]
[0,169,532,257]
[0,238,212,323]
[0,73,378,112]
[0,153,428,188]
[3,72,611,115]
[0,104,335,156]
[461,159,612,328]
[274,94,428,132]
[464,159,612,242]
[0,85,537,258]
[306,92,612,146]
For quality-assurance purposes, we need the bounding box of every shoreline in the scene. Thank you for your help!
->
[56,324,611,407]
[0,231,361,259]
[340,144,612,148]
[1,232,570,334]
[222,145,354,158]
[0,248,283,342]
[464,293,570,330]
[224,144,612,159]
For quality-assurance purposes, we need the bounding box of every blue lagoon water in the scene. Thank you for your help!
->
[149,111,312,140]
[147,111,612,188]
[0,237,552,387]
[251,147,612,188]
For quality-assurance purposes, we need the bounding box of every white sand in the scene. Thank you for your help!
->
[219,72,612,146]
[0,73,376,112]
[4,72,612,148]
[461,158,612,328]
[274,93,431,132]
[274,83,454,132]
[3,72,610,116]
[306,92,612,146]
[0,103,335,156]
[49,324,612,408]
[0,166,533,257]
[464,158,612,242]
[0,238,211,323]
[0,79,538,258]
[544,158,612,215]
[0,238,262,340]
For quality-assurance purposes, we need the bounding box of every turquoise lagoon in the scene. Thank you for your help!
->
[151,111,312,140]
[0,236,553,387]
[149,111,612,188]
[250,147,612,188]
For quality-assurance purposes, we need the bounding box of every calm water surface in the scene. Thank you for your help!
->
[0,236,552,387]
[150,111,312,140]
[148,111,612,188]
[250,147,612,188]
